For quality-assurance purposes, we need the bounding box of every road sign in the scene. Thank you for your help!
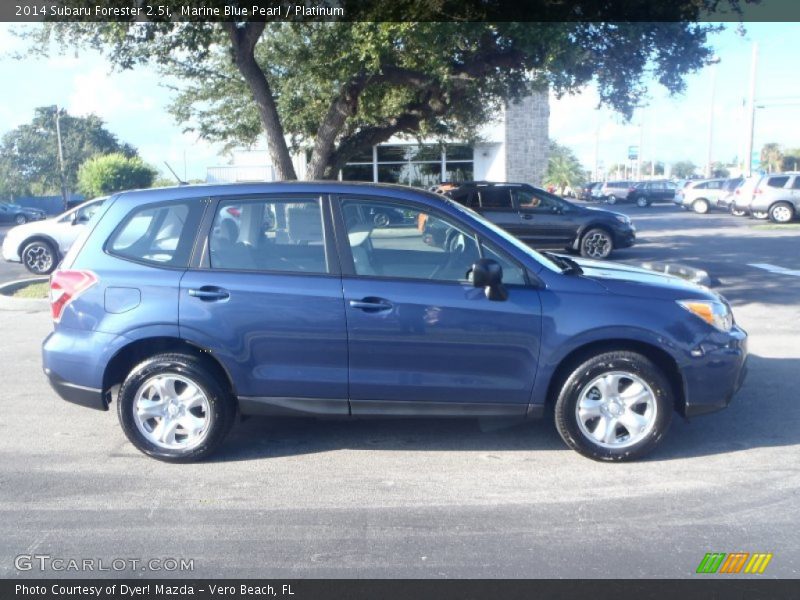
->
[751,150,761,170]
[628,146,639,160]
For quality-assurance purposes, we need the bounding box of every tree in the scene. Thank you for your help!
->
[0,107,137,199]
[710,162,730,178]
[544,142,586,194]
[760,142,783,173]
[672,161,697,179]
[36,1,743,180]
[77,153,157,198]
[780,148,800,172]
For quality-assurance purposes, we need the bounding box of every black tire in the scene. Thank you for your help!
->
[606,195,617,205]
[751,210,768,220]
[373,211,390,227]
[554,351,673,462]
[579,227,614,259]
[117,353,236,462]
[14,214,27,225]
[768,202,795,224]
[730,205,747,217]
[692,198,710,214]
[635,195,650,208]
[22,240,57,275]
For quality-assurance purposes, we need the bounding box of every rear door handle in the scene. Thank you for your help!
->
[349,298,393,312]
[188,287,230,301]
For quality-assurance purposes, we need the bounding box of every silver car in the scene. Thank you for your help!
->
[674,178,728,214]
[748,172,800,223]
[729,176,764,217]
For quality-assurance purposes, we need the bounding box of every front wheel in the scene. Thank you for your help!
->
[554,351,673,461]
[769,202,795,223]
[22,240,57,274]
[117,353,236,462]
[14,214,27,225]
[692,198,710,214]
[580,228,614,259]
[606,195,617,205]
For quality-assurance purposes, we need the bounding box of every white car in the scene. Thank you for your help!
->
[1,198,106,274]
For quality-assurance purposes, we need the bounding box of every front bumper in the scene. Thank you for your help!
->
[681,325,748,417]
[614,227,636,249]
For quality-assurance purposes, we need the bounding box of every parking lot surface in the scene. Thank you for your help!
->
[1,204,798,578]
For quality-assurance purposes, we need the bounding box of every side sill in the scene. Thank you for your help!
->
[350,400,528,418]
[238,396,350,417]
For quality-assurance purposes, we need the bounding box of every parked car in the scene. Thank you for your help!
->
[442,182,636,259]
[598,181,636,204]
[730,176,765,217]
[42,182,747,463]
[0,202,46,225]
[579,182,602,202]
[2,198,106,274]
[748,172,800,223]
[674,178,740,214]
[628,180,679,207]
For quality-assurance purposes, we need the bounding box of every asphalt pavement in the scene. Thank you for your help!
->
[0,203,798,578]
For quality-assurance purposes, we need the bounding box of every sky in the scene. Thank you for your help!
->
[1,21,799,181]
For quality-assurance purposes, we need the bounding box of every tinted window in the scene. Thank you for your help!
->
[793,177,800,190]
[768,176,790,188]
[478,188,513,208]
[515,188,565,212]
[76,200,103,223]
[706,180,723,190]
[209,198,327,273]
[108,201,202,267]
[342,198,479,282]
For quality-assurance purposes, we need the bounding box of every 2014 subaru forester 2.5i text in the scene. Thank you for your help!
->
[42,183,748,462]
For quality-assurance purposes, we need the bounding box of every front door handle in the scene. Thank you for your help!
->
[349,298,393,312]
[188,287,230,301]
[519,212,533,220]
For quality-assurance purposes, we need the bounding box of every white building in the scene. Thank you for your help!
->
[207,91,549,187]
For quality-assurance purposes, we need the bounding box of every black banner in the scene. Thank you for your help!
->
[2,0,800,23]
[3,579,800,600]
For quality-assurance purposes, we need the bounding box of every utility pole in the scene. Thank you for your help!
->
[705,57,721,178]
[744,43,759,177]
[52,105,68,210]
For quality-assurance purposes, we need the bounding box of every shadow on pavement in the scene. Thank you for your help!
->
[213,354,798,463]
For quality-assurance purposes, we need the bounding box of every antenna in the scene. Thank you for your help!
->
[163,161,187,185]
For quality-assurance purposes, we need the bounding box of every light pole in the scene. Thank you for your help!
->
[49,105,68,210]
[744,43,759,177]
[705,56,721,178]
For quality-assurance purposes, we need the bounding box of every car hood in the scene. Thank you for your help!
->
[571,257,715,300]
[580,205,628,220]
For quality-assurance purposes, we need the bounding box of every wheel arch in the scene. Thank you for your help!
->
[573,222,614,250]
[543,338,687,416]
[17,234,60,259]
[102,337,238,404]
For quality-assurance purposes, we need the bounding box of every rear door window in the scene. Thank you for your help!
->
[792,177,800,190]
[108,201,203,267]
[767,176,790,188]
[478,188,513,209]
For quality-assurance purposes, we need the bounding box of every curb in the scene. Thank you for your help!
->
[0,277,49,312]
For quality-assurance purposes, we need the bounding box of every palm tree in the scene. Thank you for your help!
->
[544,142,586,195]
[760,143,783,173]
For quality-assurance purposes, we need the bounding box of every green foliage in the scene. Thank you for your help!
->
[780,148,800,172]
[544,142,586,193]
[77,153,157,197]
[760,142,783,173]
[0,107,136,198]
[32,3,747,178]
[710,162,730,178]
[671,161,697,179]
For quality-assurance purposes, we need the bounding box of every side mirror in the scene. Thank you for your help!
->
[470,258,508,301]
[70,212,80,225]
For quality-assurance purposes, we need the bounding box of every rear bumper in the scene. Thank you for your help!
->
[44,369,107,411]
[681,326,748,417]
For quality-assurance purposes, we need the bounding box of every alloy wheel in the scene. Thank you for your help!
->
[575,371,658,449]
[771,204,794,223]
[23,243,54,274]
[14,214,26,225]
[582,231,612,259]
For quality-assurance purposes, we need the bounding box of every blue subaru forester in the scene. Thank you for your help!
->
[42,183,747,462]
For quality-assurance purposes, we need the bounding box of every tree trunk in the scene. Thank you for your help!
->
[225,23,297,181]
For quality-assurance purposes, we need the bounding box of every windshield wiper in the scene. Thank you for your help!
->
[542,251,583,275]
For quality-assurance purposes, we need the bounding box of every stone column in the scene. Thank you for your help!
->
[504,90,550,185]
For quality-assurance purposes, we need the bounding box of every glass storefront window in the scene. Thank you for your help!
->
[445,162,473,183]
[342,164,374,182]
[344,144,473,187]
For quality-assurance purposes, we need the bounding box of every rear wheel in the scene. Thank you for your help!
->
[752,210,768,220]
[769,202,795,223]
[580,228,614,259]
[22,240,57,274]
[14,214,27,225]
[554,351,673,461]
[372,211,390,227]
[692,198,710,214]
[117,353,236,462]
[730,205,747,217]
[635,196,650,208]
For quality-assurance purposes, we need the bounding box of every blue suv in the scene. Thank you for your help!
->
[42,183,747,462]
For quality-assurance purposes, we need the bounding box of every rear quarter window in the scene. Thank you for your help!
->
[107,200,204,268]
[767,176,790,188]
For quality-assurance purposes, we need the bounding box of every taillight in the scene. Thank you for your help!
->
[50,270,97,322]
[226,207,241,217]
[753,187,762,194]
[629,187,636,193]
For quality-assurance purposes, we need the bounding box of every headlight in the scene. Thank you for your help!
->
[615,215,631,225]
[677,299,733,332]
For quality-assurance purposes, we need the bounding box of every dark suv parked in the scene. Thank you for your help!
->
[442,182,635,259]
[628,180,679,207]
[43,182,747,463]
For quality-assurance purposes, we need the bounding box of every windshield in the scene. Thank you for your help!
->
[443,196,563,272]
